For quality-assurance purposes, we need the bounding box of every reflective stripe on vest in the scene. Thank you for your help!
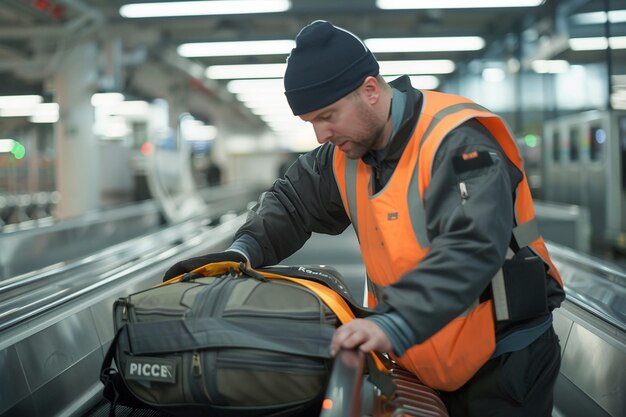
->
[332,90,563,390]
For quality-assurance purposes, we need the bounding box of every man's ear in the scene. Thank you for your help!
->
[361,76,381,104]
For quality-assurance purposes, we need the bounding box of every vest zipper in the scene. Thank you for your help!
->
[459,182,469,202]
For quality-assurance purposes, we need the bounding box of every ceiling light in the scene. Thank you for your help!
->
[366,37,485,53]
[569,37,608,50]
[0,103,57,118]
[379,60,455,75]
[569,36,626,51]
[101,116,130,138]
[120,0,290,18]
[208,59,455,80]
[571,10,626,25]
[482,68,506,82]
[227,79,285,94]
[104,101,151,117]
[0,139,16,153]
[610,36,626,49]
[30,114,60,124]
[178,40,295,57]
[377,0,544,9]
[531,60,570,74]
[249,105,293,116]
[91,92,125,106]
[207,63,287,79]
[383,75,439,90]
[0,95,43,108]
[183,124,218,141]
[32,103,59,116]
[407,76,439,90]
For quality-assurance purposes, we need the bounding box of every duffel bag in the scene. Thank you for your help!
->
[100,261,377,417]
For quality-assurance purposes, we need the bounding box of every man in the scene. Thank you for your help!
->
[164,20,565,417]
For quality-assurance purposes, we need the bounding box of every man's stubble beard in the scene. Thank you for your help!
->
[343,101,385,160]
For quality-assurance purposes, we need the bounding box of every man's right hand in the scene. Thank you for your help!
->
[162,251,247,282]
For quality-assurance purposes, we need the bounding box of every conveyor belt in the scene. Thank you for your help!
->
[0,214,247,417]
[1,221,624,416]
[0,184,264,417]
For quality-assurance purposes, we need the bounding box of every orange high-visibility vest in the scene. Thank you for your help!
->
[332,90,563,391]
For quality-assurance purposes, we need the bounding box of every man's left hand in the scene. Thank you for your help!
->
[330,319,392,356]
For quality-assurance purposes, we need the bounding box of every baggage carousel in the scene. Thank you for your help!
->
[0,197,624,417]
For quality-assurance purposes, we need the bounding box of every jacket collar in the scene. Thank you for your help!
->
[362,75,423,167]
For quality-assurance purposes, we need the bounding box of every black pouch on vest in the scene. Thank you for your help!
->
[498,254,549,322]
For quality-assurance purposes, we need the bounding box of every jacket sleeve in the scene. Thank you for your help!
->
[233,143,351,266]
[376,119,522,344]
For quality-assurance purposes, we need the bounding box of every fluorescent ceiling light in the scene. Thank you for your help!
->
[611,36,626,49]
[208,59,455,80]
[104,101,151,117]
[30,114,59,124]
[260,114,302,124]
[183,124,218,141]
[531,60,570,74]
[569,36,626,51]
[32,103,59,117]
[178,40,295,57]
[241,97,291,110]
[91,92,125,106]
[365,37,485,53]
[571,10,626,25]
[185,37,482,58]
[570,37,608,50]
[250,105,292,116]
[482,68,506,82]
[0,139,16,153]
[120,0,290,18]
[0,102,59,122]
[383,75,439,90]
[0,95,42,108]
[377,0,544,9]
[101,116,130,138]
[379,59,455,75]
[227,79,284,94]
[407,75,439,90]
[0,107,35,117]
[207,63,287,79]
[0,103,57,118]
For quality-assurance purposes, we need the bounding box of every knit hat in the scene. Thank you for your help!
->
[284,20,380,115]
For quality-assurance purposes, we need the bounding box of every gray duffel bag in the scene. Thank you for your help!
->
[100,262,351,417]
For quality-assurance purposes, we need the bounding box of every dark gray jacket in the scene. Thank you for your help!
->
[231,76,564,353]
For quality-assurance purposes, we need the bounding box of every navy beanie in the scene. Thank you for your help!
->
[284,20,380,115]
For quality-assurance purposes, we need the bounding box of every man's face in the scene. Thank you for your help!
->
[299,89,385,160]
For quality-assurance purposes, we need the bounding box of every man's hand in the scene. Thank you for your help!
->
[162,251,247,281]
[330,318,392,356]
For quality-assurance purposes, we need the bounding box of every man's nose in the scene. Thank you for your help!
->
[313,125,332,144]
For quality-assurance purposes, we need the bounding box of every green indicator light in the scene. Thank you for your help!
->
[11,141,26,159]
[524,134,538,148]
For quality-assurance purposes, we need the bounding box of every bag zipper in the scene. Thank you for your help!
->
[219,352,327,373]
[191,351,213,402]
[222,309,325,321]
[192,277,243,404]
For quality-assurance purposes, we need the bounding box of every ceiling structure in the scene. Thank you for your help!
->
[0,0,624,146]
[0,1,563,74]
